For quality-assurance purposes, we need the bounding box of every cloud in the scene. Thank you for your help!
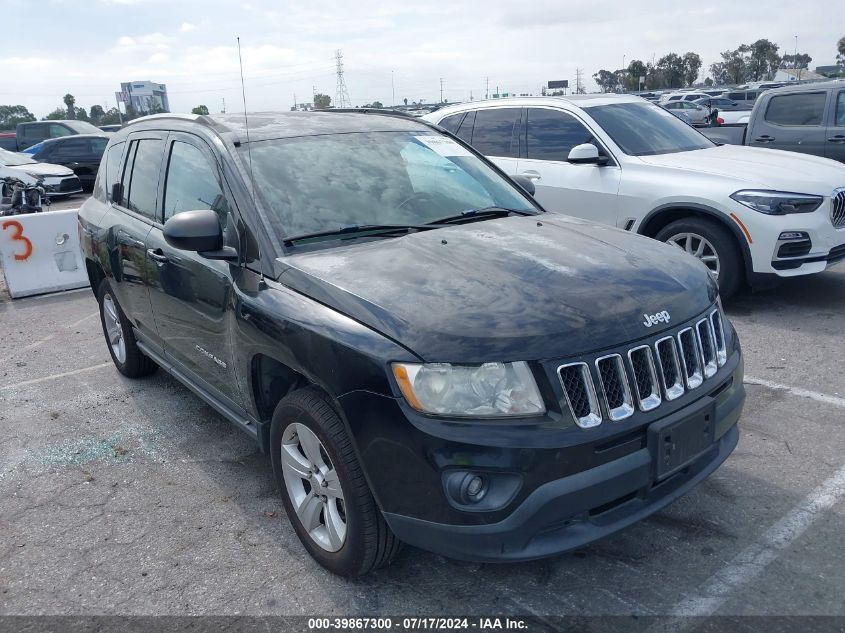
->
[112,32,170,54]
[180,22,196,33]
[0,56,54,69]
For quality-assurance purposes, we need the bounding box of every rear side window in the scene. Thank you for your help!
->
[525,108,594,161]
[765,93,827,126]
[124,138,164,219]
[20,123,47,142]
[104,142,125,202]
[49,124,73,137]
[91,138,108,154]
[836,92,845,127]
[162,141,229,222]
[52,138,90,157]
[455,111,475,143]
[438,113,464,134]
[470,108,520,157]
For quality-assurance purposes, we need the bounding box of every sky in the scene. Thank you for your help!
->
[2,0,841,118]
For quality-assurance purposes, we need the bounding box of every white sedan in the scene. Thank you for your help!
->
[0,148,82,197]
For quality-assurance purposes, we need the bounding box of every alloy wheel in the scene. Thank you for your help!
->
[102,293,127,364]
[666,232,720,279]
[281,422,347,552]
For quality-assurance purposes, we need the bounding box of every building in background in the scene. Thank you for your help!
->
[116,81,170,114]
[772,68,827,82]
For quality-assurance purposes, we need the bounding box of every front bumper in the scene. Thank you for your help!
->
[384,387,741,562]
[42,175,82,196]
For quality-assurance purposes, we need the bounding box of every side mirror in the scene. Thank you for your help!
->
[111,182,123,205]
[163,209,237,261]
[567,143,608,166]
[510,174,535,196]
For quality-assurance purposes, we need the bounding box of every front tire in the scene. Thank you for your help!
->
[97,279,158,377]
[270,387,402,576]
[655,217,743,299]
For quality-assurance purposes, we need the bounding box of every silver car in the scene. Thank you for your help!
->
[662,101,709,125]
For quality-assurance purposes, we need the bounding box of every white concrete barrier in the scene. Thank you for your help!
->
[0,209,89,299]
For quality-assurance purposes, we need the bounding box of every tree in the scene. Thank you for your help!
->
[746,39,781,81]
[656,53,686,89]
[63,94,76,120]
[0,105,35,131]
[313,93,332,109]
[76,107,90,122]
[782,53,812,69]
[45,108,68,120]
[593,69,619,93]
[703,77,714,87]
[626,60,647,91]
[191,105,210,115]
[99,108,122,125]
[124,105,140,121]
[715,47,749,84]
[837,36,845,65]
[682,52,702,87]
[89,105,106,125]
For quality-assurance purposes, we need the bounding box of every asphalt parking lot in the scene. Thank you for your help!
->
[1,264,844,623]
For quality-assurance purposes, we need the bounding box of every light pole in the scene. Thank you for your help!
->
[794,35,801,81]
[622,54,626,92]
[391,70,395,107]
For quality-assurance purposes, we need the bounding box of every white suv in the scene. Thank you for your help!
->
[424,95,845,298]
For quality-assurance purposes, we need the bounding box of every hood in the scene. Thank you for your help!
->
[7,162,74,177]
[639,145,845,195]
[277,216,717,362]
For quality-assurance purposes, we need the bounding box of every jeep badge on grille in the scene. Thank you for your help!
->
[642,310,671,328]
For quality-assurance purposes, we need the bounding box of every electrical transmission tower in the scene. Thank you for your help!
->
[334,49,351,108]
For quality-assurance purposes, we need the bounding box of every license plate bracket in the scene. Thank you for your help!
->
[649,397,716,481]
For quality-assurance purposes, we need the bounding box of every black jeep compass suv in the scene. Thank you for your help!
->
[78,111,744,576]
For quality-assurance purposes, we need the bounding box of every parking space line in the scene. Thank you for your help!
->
[745,376,845,409]
[0,312,98,364]
[653,463,845,630]
[1,362,112,391]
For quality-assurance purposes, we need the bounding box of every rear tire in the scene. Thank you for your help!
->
[97,279,158,378]
[655,217,743,299]
[270,386,402,576]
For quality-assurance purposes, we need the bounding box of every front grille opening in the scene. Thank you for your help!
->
[777,239,812,258]
[655,337,684,400]
[832,191,845,228]
[709,376,733,398]
[595,355,633,420]
[696,319,718,378]
[629,346,661,411]
[558,363,601,428]
[589,491,638,517]
[559,365,591,419]
[678,328,703,389]
[594,428,647,454]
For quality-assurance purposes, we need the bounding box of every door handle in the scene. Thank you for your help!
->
[147,248,169,264]
[520,170,542,181]
[828,135,845,143]
[754,135,775,143]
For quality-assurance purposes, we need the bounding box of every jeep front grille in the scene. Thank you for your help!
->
[832,189,845,229]
[557,309,727,427]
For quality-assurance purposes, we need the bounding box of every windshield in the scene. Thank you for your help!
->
[0,147,35,166]
[246,131,536,241]
[586,102,715,156]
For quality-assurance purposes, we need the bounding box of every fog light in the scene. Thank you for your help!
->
[779,231,808,240]
[466,475,484,498]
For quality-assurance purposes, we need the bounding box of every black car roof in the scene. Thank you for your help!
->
[125,110,432,144]
[38,133,110,144]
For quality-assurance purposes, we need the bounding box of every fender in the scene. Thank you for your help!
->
[638,202,754,279]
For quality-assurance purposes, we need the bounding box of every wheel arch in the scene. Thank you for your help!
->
[638,203,753,279]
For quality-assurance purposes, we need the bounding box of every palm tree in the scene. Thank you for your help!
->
[63,94,76,120]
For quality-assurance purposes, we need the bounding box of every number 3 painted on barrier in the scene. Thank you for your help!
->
[2,220,34,261]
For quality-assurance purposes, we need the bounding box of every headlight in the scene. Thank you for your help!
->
[392,361,546,418]
[730,190,823,215]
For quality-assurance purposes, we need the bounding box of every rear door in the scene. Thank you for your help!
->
[49,137,91,178]
[825,89,845,163]
[144,132,243,407]
[518,107,621,226]
[748,91,828,156]
[109,132,167,348]
[462,107,521,176]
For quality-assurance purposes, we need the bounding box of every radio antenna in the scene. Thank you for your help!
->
[237,36,258,215]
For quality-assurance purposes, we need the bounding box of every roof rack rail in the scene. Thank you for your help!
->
[315,108,412,118]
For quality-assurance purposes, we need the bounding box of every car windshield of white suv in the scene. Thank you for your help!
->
[246,131,537,243]
[0,147,36,166]
[586,102,715,156]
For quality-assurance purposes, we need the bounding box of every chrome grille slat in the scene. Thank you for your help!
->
[677,327,704,389]
[557,362,602,428]
[832,189,845,229]
[595,354,634,421]
[556,307,728,428]
[628,346,662,411]
[696,318,718,378]
[654,336,685,400]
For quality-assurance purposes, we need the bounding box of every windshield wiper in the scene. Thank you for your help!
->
[283,223,438,246]
[425,206,535,226]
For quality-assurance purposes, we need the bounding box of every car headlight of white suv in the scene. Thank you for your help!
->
[730,190,823,215]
